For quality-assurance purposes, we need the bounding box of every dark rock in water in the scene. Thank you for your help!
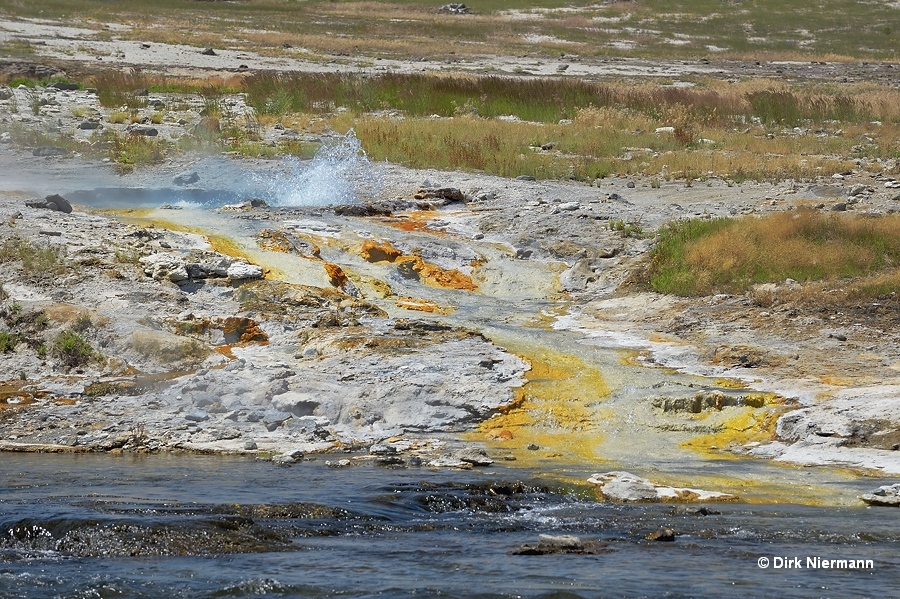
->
[510,534,608,555]
[32,146,68,157]
[173,171,200,186]
[455,447,493,466]
[201,48,217,56]
[26,193,72,214]
[646,527,676,542]
[860,483,900,506]
[375,455,406,467]
[325,459,351,468]
[246,198,268,208]
[334,203,393,217]
[673,505,721,516]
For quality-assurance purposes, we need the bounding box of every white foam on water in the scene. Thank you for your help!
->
[265,129,379,207]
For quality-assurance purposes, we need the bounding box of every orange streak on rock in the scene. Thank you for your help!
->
[222,317,269,344]
[396,256,477,291]
[323,262,349,288]
[394,297,454,315]
[360,239,402,263]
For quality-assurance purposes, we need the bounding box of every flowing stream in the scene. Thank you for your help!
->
[1,453,898,598]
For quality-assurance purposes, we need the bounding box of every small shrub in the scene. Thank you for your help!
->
[51,330,95,369]
[108,110,129,124]
[93,69,149,108]
[109,133,167,172]
[115,246,143,263]
[72,313,93,332]
[0,236,66,274]
[0,331,19,353]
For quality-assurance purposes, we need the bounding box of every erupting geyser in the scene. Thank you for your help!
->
[266,129,380,207]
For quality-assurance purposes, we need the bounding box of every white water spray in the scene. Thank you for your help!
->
[266,129,379,207]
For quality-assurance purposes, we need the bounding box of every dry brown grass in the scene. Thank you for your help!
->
[649,211,900,297]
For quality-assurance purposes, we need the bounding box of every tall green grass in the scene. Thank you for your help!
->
[244,72,607,122]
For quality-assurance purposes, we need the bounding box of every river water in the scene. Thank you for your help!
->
[1,453,898,598]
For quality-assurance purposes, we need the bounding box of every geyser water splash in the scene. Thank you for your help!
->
[266,129,379,207]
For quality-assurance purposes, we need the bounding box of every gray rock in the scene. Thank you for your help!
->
[588,471,737,502]
[226,261,263,281]
[426,457,472,469]
[369,443,398,455]
[325,459,351,468]
[243,441,258,450]
[849,184,868,196]
[78,119,102,130]
[185,410,208,422]
[201,48,217,56]
[832,202,847,211]
[860,484,900,506]
[25,193,72,214]
[262,410,293,431]
[127,125,158,137]
[591,471,659,502]
[139,253,189,282]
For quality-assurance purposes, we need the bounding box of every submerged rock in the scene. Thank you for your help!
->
[646,527,677,542]
[510,534,607,555]
[588,472,737,503]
